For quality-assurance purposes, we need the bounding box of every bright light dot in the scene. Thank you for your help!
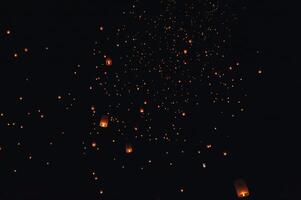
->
[92,142,97,148]
[139,107,144,113]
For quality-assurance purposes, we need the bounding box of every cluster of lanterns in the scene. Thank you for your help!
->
[98,114,134,154]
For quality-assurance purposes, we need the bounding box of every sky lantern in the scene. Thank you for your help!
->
[6,29,11,35]
[125,143,134,154]
[234,179,250,198]
[105,57,113,66]
[99,115,109,128]
[91,142,97,148]
[139,107,144,114]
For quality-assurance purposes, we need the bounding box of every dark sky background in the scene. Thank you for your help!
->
[0,1,300,200]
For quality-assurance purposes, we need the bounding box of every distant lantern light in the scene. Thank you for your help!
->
[183,49,188,54]
[6,29,11,35]
[125,143,134,154]
[139,107,144,113]
[99,115,109,128]
[91,142,97,148]
[234,179,250,198]
[105,57,113,66]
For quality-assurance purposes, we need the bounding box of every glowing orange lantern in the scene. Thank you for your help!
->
[234,179,250,198]
[125,144,134,154]
[91,142,97,148]
[99,115,109,128]
[105,58,112,66]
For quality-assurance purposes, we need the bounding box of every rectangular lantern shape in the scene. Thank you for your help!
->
[99,115,109,128]
[234,179,250,198]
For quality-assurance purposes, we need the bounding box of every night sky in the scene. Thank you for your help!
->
[1,1,300,199]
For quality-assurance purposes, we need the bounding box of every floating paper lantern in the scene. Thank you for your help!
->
[234,179,250,198]
[139,107,144,113]
[91,142,97,148]
[105,58,112,66]
[125,144,133,154]
[99,115,109,128]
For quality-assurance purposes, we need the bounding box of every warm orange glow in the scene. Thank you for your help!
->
[99,115,109,128]
[125,144,134,154]
[139,107,144,113]
[105,58,113,66]
[234,179,250,198]
[91,142,97,148]
[183,49,188,54]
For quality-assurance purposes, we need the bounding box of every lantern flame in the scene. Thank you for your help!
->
[99,115,109,128]
[125,144,134,154]
[105,58,113,66]
[234,179,250,198]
